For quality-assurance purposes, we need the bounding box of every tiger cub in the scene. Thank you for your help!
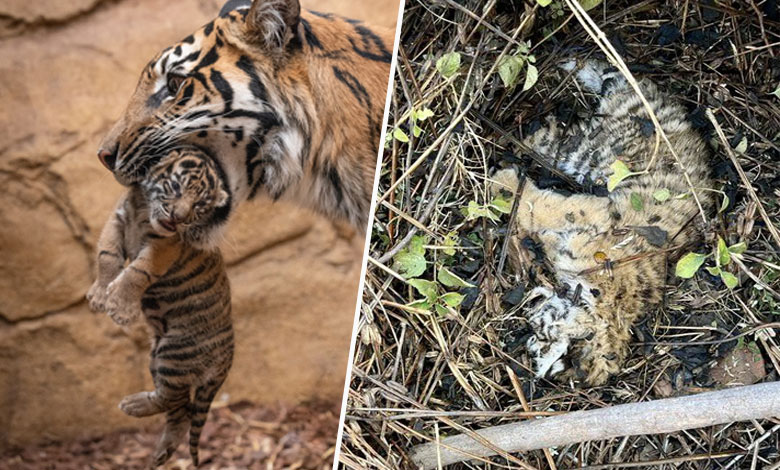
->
[86,148,234,467]
[492,60,713,385]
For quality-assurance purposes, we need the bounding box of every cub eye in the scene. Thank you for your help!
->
[166,74,186,94]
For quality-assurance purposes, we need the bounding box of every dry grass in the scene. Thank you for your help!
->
[340,0,780,468]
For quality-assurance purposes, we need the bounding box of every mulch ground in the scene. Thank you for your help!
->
[1,401,340,470]
[341,0,780,468]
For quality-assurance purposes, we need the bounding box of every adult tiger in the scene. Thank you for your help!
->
[97,0,394,245]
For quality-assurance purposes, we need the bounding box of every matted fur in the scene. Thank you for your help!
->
[492,60,714,385]
[97,0,394,244]
[87,149,233,467]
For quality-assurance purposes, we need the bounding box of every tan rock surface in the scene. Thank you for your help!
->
[0,0,396,448]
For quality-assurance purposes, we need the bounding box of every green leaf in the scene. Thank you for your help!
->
[435,303,450,316]
[728,241,747,255]
[735,136,748,154]
[630,193,644,212]
[653,188,671,202]
[607,160,632,192]
[393,127,409,143]
[465,200,500,222]
[706,266,722,276]
[523,63,539,92]
[772,84,780,100]
[719,193,730,213]
[579,0,602,10]
[490,194,513,214]
[408,279,439,302]
[440,292,465,307]
[412,124,423,138]
[717,237,731,266]
[394,235,427,278]
[438,266,474,288]
[442,231,458,256]
[407,299,432,312]
[536,0,553,6]
[436,52,461,78]
[498,55,524,88]
[720,271,739,289]
[414,108,434,121]
[676,252,707,278]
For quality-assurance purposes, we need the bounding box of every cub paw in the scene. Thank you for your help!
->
[523,287,587,379]
[489,168,520,196]
[119,391,162,417]
[86,281,108,312]
[105,279,142,326]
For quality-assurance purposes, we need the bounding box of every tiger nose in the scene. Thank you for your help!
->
[97,147,117,170]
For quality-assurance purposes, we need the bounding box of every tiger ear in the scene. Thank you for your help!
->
[244,0,301,52]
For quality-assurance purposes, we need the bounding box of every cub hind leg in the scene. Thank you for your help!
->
[151,402,191,468]
[119,339,192,417]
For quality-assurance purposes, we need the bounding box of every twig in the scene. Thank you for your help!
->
[410,381,780,468]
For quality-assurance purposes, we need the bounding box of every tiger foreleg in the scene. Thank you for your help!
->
[491,169,613,235]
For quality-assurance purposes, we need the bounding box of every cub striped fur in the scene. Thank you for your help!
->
[492,60,713,385]
[86,148,233,467]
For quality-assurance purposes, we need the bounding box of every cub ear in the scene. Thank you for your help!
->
[244,0,301,52]
[216,188,230,207]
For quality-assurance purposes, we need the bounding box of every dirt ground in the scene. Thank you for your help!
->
[0,401,340,470]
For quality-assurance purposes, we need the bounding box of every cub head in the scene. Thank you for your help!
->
[144,148,231,247]
[97,0,303,190]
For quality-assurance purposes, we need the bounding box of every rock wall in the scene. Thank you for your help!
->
[0,0,398,449]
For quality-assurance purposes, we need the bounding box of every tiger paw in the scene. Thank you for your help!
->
[105,280,142,326]
[86,281,109,312]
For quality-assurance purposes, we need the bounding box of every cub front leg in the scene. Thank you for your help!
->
[87,196,129,312]
[105,237,181,326]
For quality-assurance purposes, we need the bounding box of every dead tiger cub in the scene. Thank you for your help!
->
[492,60,713,386]
[86,147,233,467]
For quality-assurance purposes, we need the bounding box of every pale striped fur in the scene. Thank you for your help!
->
[492,60,714,385]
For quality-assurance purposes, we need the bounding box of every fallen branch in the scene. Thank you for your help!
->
[410,381,780,469]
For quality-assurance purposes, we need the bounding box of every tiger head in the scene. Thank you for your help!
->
[97,0,298,188]
[143,148,231,247]
[97,0,392,236]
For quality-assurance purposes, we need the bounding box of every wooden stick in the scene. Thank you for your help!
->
[410,381,780,468]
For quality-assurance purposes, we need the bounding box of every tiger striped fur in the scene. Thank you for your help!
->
[97,0,394,244]
[492,60,713,386]
[86,148,233,467]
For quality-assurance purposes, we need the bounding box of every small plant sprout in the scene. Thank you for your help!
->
[436,51,461,78]
[675,237,747,289]
[497,41,538,91]
[462,193,513,222]
[407,266,474,316]
[389,107,435,146]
